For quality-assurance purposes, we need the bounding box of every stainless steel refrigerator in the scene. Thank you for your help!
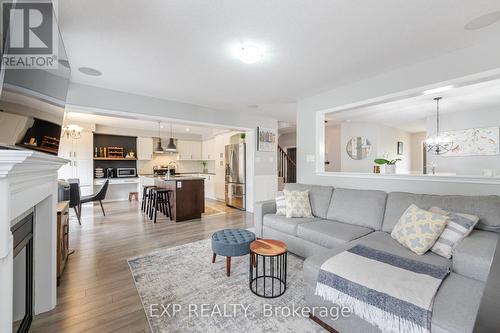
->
[225,143,246,210]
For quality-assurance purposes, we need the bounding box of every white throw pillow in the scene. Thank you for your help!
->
[429,207,479,259]
[284,190,312,218]
[275,191,286,215]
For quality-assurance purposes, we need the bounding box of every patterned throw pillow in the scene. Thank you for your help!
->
[429,207,479,259]
[391,204,449,255]
[284,190,313,218]
[275,191,286,216]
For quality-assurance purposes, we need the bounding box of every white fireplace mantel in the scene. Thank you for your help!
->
[0,147,68,333]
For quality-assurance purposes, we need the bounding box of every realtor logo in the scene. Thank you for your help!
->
[1,0,58,69]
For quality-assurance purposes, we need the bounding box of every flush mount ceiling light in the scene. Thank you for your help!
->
[78,67,102,76]
[423,85,454,95]
[465,11,500,30]
[248,104,259,109]
[237,44,264,64]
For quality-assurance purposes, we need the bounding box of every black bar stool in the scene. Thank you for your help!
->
[150,188,173,223]
[141,185,157,213]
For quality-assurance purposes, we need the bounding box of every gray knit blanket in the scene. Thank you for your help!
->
[315,245,449,333]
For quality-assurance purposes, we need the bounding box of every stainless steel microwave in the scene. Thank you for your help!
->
[116,167,137,178]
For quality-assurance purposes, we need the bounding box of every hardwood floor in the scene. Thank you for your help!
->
[30,199,252,333]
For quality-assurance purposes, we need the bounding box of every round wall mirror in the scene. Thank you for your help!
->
[346,137,372,160]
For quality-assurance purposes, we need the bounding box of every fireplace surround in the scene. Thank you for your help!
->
[11,212,33,333]
[0,147,68,333]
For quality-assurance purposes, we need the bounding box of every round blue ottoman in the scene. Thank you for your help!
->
[211,229,255,277]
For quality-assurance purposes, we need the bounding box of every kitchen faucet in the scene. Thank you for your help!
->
[166,161,178,179]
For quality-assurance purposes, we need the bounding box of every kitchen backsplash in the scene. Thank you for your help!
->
[138,156,215,175]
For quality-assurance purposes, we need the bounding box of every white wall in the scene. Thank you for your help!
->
[410,132,426,174]
[296,39,500,196]
[335,122,411,174]
[378,125,411,174]
[426,108,500,176]
[67,83,278,211]
[325,125,341,172]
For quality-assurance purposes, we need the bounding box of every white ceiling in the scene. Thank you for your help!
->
[59,1,500,123]
[67,112,232,139]
[326,78,500,132]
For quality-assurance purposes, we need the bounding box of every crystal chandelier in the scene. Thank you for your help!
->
[61,110,83,139]
[426,97,453,155]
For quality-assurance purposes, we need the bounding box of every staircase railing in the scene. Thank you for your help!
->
[278,145,296,184]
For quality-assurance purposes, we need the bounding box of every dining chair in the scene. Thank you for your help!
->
[67,178,82,225]
[80,179,109,216]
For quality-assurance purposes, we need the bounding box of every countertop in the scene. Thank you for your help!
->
[142,174,205,181]
[139,172,215,176]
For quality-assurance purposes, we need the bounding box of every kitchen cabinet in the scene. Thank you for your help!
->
[137,137,153,160]
[177,140,202,160]
[202,138,215,160]
[203,174,216,200]
[58,132,93,193]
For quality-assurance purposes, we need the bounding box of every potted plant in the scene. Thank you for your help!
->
[374,158,401,174]
[201,160,208,173]
[240,132,246,143]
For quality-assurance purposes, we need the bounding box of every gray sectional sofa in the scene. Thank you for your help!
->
[254,183,500,333]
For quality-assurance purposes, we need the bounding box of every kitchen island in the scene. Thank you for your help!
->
[154,177,205,222]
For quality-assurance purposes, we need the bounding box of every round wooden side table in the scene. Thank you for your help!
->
[249,239,287,298]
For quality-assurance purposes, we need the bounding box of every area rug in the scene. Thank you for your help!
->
[128,239,325,333]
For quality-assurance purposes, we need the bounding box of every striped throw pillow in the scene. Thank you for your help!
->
[430,207,479,259]
[275,191,286,215]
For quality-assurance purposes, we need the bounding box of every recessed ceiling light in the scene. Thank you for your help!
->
[237,44,264,64]
[78,67,102,76]
[185,128,190,132]
[248,104,259,109]
[423,85,454,95]
[465,11,500,30]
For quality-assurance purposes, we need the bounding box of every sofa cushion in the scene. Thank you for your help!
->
[297,220,373,249]
[263,213,320,236]
[382,192,500,233]
[303,231,450,287]
[326,188,387,230]
[452,230,498,282]
[284,183,334,219]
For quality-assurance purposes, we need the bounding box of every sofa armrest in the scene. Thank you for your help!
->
[452,230,498,282]
[254,200,276,237]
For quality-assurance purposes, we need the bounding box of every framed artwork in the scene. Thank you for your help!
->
[397,141,403,155]
[257,127,276,152]
[442,127,499,156]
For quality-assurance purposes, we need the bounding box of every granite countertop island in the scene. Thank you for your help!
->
[154,177,205,222]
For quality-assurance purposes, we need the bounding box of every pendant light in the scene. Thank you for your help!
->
[425,97,453,155]
[155,121,164,153]
[165,121,177,152]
